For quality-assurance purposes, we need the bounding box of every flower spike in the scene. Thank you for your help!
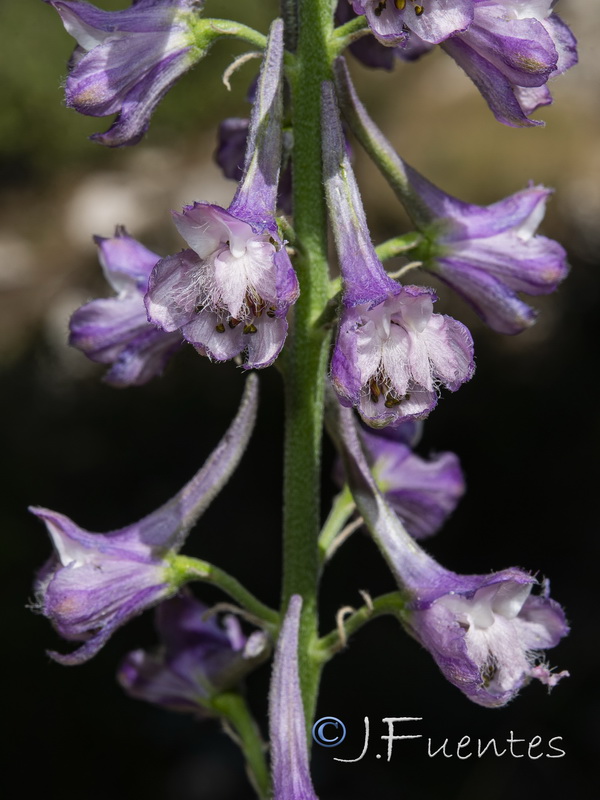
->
[30,374,258,665]
[327,398,569,708]
[146,19,299,369]
[44,0,213,146]
[69,226,182,386]
[334,58,569,334]
[269,595,319,800]
[322,80,474,427]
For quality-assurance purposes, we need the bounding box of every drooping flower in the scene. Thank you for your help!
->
[69,226,182,386]
[439,0,578,127]
[333,58,569,334]
[330,401,569,708]
[322,81,474,428]
[269,595,319,800]
[30,374,258,665]
[119,592,269,714]
[349,0,474,46]
[348,423,466,538]
[146,20,299,369]
[44,0,211,146]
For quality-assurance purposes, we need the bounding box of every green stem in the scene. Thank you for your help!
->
[317,485,356,565]
[212,692,271,800]
[316,591,406,660]
[329,15,370,58]
[282,0,334,726]
[172,555,279,630]
[375,231,424,262]
[201,19,267,50]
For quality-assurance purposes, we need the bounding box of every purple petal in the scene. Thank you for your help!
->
[269,596,319,800]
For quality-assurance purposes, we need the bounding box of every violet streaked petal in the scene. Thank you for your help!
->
[442,36,543,127]
[269,595,319,800]
[119,593,269,714]
[229,19,285,223]
[94,225,160,292]
[146,249,202,331]
[321,81,398,307]
[103,326,182,387]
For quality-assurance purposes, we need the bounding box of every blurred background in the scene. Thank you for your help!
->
[1,1,598,798]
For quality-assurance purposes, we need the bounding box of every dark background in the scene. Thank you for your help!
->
[1,1,598,798]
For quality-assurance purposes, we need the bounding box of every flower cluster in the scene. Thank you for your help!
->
[34,2,575,798]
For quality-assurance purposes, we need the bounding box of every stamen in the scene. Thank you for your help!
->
[228,318,241,329]
[369,379,382,404]
[414,4,424,15]
[395,0,406,9]
[481,656,498,688]
[384,394,402,408]
[243,323,258,334]
[374,1,387,17]
[215,323,226,333]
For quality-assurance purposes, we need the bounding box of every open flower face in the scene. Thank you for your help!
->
[350,0,474,45]
[332,285,474,427]
[409,571,569,707]
[146,203,297,368]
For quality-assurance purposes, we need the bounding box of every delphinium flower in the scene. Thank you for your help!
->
[322,81,474,428]
[337,422,466,538]
[119,592,269,715]
[334,58,569,334]
[330,401,569,707]
[69,226,182,386]
[146,20,299,369]
[43,0,212,146]
[30,375,257,665]
[349,0,474,46]
[269,595,319,800]
[392,0,578,127]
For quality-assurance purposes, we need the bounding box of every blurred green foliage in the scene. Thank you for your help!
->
[0,0,277,183]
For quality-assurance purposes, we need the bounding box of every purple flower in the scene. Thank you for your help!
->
[359,425,465,538]
[69,226,182,386]
[413,179,569,334]
[330,402,569,707]
[30,375,258,665]
[349,0,473,46]
[119,592,269,714]
[322,82,474,428]
[269,596,319,800]
[146,21,299,369]
[44,0,208,146]
[441,0,578,127]
[333,59,568,334]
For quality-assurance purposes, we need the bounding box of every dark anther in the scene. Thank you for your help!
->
[243,323,258,335]
[215,323,226,333]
